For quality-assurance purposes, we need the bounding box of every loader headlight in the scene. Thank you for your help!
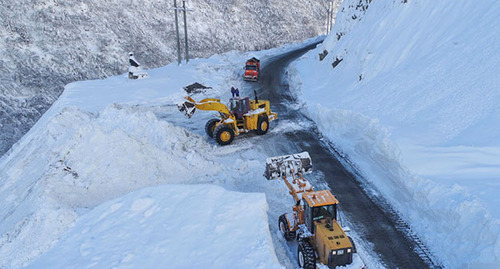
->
[331,250,336,255]
[347,248,352,253]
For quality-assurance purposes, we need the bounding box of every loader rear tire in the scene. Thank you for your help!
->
[205,118,219,138]
[279,214,296,241]
[256,116,269,135]
[297,240,316,269]
[214,125,235,146]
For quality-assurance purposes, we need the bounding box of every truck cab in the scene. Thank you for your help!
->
[243,57,260,82]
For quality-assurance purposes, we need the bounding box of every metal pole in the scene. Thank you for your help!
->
[330,0,334,32]
[326,1,331,34]
[182,0,189,63]
[174,0,181,65]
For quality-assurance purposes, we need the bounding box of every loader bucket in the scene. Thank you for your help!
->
[178,100,197,119]
[264,152,313,180]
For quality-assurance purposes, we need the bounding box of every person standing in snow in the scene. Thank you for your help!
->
[235,88,239,97]
[231,86,236,97]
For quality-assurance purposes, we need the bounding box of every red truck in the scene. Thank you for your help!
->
[243,57,260,82]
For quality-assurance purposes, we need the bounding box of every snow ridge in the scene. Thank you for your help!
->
[290,0,500,268]
[0,41,321,268]
[0,104,221,268]
[26,184,282,269]
[0,0,332,156]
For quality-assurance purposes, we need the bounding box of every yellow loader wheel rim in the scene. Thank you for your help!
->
[214,125,234,145]
[261,121,268,131]
[220,131,231,142]
[256,116,269,135]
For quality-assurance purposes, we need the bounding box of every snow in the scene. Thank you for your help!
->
[0,38,322,269]
[26,184,281,269]
[245,107,265,115]
[0,0,333,156]
[2,0,498,267]
[289,0,500,268]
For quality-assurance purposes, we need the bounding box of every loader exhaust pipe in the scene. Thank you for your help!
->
[264,152,313,180]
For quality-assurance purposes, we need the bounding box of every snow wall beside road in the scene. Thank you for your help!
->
[290,0,500,268]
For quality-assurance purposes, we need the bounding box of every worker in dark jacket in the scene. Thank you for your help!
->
[231,86,237,97]
[231,86,240,97]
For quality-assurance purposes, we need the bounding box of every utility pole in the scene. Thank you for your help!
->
[170,0,192,64]
[327,0,334,33]
[326,1,331,34]
[182,0,189,63]
[174,0,182,65]
[331,0,335,32]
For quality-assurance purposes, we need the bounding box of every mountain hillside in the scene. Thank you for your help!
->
[0,0,340,156]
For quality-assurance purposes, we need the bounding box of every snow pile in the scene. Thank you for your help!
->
[0,40,320,268]
[0,0,331,156]
[44,105,223,207]
[0,105,220,268]
[26,184,282,269]
[290,0,500,268]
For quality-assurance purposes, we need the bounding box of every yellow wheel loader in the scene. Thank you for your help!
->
[178,92,277,145]
[264,152,365,269]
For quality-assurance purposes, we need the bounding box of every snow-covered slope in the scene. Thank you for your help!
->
[290,0,500,268]
[26,184,281,269]
[0,41,323,269]
[0,0,338,156]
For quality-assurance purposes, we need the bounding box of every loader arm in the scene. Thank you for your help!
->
[195,99,233,119]
[178,96,234,120]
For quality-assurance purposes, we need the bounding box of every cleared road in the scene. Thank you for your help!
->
[254,42,440,269]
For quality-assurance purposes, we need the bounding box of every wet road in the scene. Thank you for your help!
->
[253,43,440,269]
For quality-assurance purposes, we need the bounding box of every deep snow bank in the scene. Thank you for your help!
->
[290,0,500,268]
[26,184,282,269]
[0,105,222,268]
[0,0,332,156]
[0,40,321,268]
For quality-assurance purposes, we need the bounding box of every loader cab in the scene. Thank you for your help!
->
[302,190,338,234]
[229,97,250,119]
[303,190,354,267]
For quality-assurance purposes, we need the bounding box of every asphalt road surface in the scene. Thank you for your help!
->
[252,42,441,269]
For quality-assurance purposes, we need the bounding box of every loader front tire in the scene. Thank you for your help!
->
[279,214,296,241]
[348,236,357,253]
[205,118,220,138]
[256,116,269,135]
[297,240,316,269]
[214,125,235,146]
